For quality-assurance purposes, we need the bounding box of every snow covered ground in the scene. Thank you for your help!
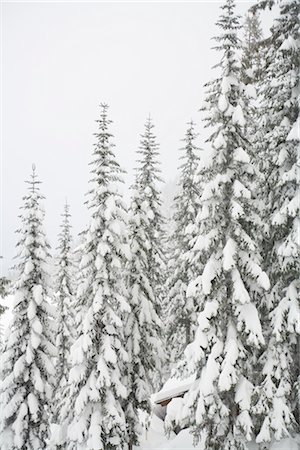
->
[139,415,300,450]
[1,295,299,450]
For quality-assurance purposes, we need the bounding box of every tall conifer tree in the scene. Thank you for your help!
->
[136,117,166,318]
[252,0,300,445]
[52,202,76,425]
[174,2,270,448]
[166,121,201,364]
[126,131,164,448]
[67,104,130,450]
[0,166,55,450]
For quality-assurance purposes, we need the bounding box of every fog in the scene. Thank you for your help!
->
[1,1,274,275]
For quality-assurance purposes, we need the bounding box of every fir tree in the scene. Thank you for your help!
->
[252,0,300,445]
[52,202,76,425]
[174,2,270,449]
[67,104,130,450]
[124,120,166,447]
[133,117,166,388]
[135,117,166,318]
[0,166,56,450]
[166,120,202,365]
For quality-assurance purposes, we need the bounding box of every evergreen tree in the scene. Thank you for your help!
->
[174,2,270,448]
[124,120,166,447]
[0,166,56,450]
[52,202,76,424]
[252,0,300,445]
[166,120,202,365]
[133,117,166,388]
[136,117,166,319]
[67,104,130,450]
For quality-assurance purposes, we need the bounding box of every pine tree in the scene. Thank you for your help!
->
[166,120,202,365]
[52,202,76,425]
[252,0,300,445]
[174,2,270,448]
[124,120,166,447]
[0,166,56,450]
[67,104,130,450]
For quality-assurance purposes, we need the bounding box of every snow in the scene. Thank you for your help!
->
[287,117,299,141]
[27,300,37,320]
[27,393,39,419]
[280,35,298,51]
[244,84,257,99]
[221,76,232,94]
[213,131,226,149]
[232,104,246,127]
[218,324,239,391]
[218,94,229,112]
[235,376,253,411]
[32,285,44,305]
[157,429,204,450]
[201,257,220,295]
[139,418,299,450]
[151,374,196,405]
[233,180,251,199]
[139,415,170,449]
[235,302,264,346]
[24,260,34,275]
[223,237,236,270]
[233,147,250,164]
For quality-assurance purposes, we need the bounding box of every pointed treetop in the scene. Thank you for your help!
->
[61,200,72,225]
[95,102,112,132]
[25,164,41,193]
[213,0,241,58]
[144,115,155,133]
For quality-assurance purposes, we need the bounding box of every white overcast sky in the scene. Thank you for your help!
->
[1,1,275,275]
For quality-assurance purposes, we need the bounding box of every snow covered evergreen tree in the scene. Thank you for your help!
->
[124,121,166,447]
[166,121,202,364]
[0,165,56,450]
[174,2,270,448]
[252,0,300,445]
[135,117,166,319]
[52,202,75,425]
[66,104,130,450]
